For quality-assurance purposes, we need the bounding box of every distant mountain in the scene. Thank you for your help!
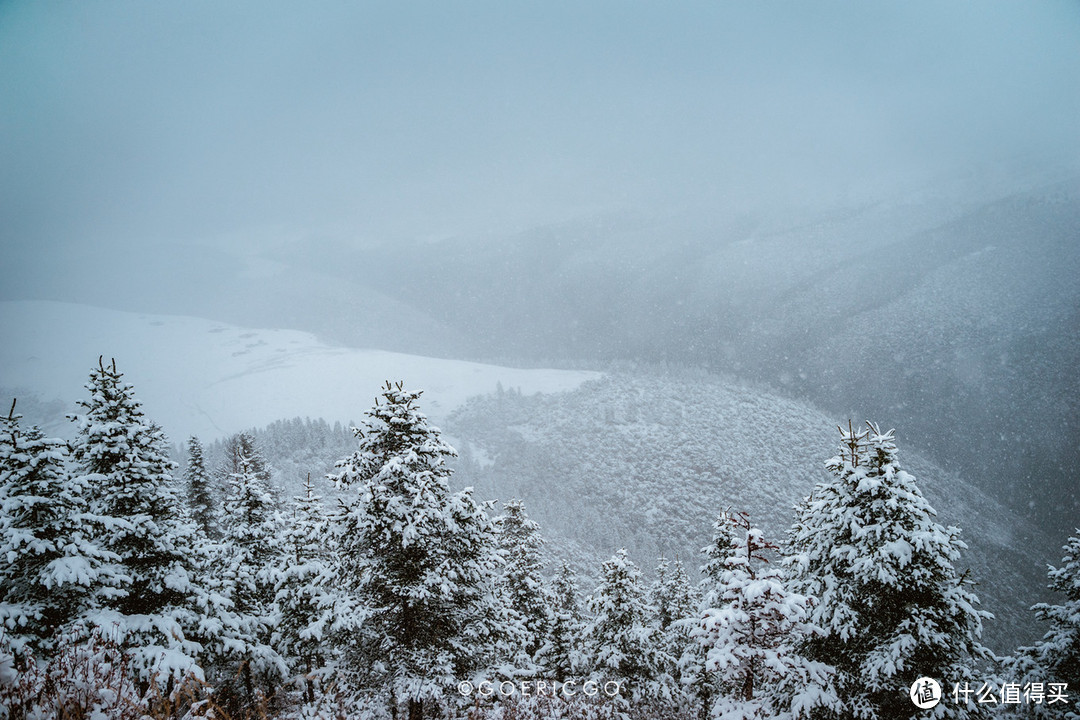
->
[0,300,599,441]
[3,176,1075,603]
[0,242,472,359]
[293,179,1080,539]
[447,371,1057,652]
[4,181,1074,538]
[3,300,1052,650]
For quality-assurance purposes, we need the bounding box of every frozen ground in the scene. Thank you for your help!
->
[0,300,600,441]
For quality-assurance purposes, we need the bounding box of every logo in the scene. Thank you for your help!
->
[910,677,942,709]
[457,679,623,698]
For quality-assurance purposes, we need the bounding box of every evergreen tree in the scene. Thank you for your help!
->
[273,474,338,704]
[222,443,281,617]
[787,422,992,719]
[0,400,116,657]
[651,556,699,710]
[584,548,672,704]
[184,436,217,539]
[1005,530,1080,719]
[212,432,272,526]
[67,358,207,683]
[651,556,697,634]
[535,561,586,679]
[218,439,286,704]
[222,432,273,487]
[679,513,738,720]
[494,498,549,665]
[329,381,504,720]
[700,510,737,608]
[693,511,837,720]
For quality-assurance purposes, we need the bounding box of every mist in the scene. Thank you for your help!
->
[2,2,1079,535]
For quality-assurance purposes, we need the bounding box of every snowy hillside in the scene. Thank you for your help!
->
[328,181,1080,539]
[0,301,600,441]
[448,372,1055,651]
[0,301,1056,651]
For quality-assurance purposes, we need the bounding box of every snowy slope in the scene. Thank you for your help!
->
[0,301,600,441]
[448,372,1055,650]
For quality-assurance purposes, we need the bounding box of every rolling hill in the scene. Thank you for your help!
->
[0,300,1060,653]
[447,371,1057,652]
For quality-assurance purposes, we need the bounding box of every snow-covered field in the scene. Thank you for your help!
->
[0,301,600,441]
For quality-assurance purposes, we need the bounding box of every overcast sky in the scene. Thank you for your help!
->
[2,0,1079,255]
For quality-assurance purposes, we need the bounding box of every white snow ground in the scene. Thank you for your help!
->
[0,301,600,441]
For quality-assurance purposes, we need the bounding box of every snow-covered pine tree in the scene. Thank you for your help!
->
[651,556,697,635]
[273,473,338,704]
[67,358,207,684]
[651,556,699,711]
[329,381,504,720]
[1004,530,1080,719]
[494,498,549,666]
[0,400,117,658]
[584,548,672,704]
[218,437,286,705]
[535,561,586,679]
[693,510,837,720]
[435,476,517,686]
[700,510,737,609]
[222,441,281,616]
[184,436,217,539]
[787,422,992,720]
[212,432,272,526]
[222,432,273,487]
[679,512,738,720]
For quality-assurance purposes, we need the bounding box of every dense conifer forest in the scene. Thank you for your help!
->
[2,361,1077,719]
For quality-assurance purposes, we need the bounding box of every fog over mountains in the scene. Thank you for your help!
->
[446,371,1054,650]
[3,300,1048,650]
[7,179,1076,539]
[1,0,1078,602]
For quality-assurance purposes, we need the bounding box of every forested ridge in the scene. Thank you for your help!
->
[1,361,1077,719]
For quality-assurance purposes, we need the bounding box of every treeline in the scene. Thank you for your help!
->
[197,417,357,502]
[0,360,1077,719]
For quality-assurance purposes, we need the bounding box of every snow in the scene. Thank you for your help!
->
[0,301,600,441]
[880,538,912,567]
[44,556,95,587]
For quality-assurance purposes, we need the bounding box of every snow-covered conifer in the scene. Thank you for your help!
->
[535,561,586,679]
[693,511,837,720]
[696,509,742,615]
[273,473,338,704]
[0,401,116,657]
[1004,530,1080,719]
[651,556,699,707]
[223,432,272,487]
[184,436,217,539]
[495,498,550,664]
[678,513,738,720]
[218,438,286,703]
[212,432,272,525]
[651,556,698,634]
[584,548,672,703]
[67,358,207,684]
[787,422,991,719]
[329,381,504,720]
[221,442,281,617]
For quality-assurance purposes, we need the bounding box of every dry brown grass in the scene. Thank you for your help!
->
[1,639,682,720]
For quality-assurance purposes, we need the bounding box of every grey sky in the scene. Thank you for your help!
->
[2,0,1078,255]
